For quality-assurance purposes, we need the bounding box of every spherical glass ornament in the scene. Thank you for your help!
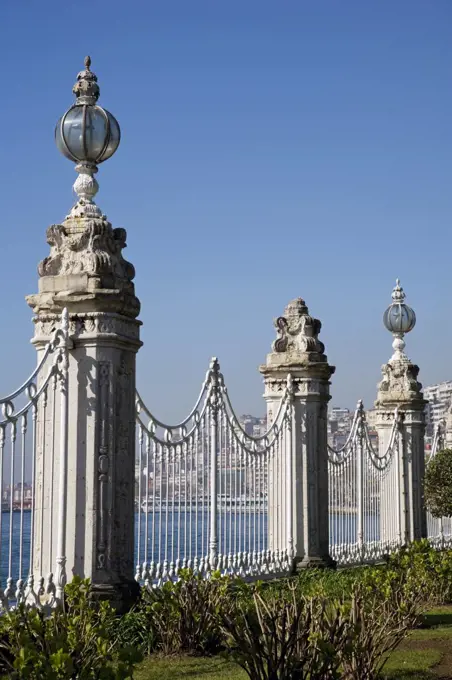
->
[383,279,416,334]
[54,56,120,165]
[55,105,120,164]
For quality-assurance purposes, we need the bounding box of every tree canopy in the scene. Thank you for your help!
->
[424,448,452,518]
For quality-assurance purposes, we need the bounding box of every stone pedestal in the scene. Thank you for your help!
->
[259,298,335,569]
[27,203,141,611]
[375,355,426,544]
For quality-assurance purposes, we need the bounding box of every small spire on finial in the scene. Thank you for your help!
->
[391,278,405,303]
[72,56,99,105]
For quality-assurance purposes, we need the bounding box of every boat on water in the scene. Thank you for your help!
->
[137,496,267,513]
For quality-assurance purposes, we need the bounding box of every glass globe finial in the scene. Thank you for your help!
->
[55,57,121,218]
[383,279,416,360]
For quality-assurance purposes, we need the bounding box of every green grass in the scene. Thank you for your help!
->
[408,626,452,641]
[135,656,246,680]
[383,649,442,678]
[134,648,443,680]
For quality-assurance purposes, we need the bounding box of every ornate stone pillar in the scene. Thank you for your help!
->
[259,298,335,568]
[374,281,426,545]
[444,408,452,449]
[26,58,141,610]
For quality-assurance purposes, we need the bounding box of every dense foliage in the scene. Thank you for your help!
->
[119,569,227,656]
[217,563,429,680]
[0,577,142,679]
[424,448,452,518]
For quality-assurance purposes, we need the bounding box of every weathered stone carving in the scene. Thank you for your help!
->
[97,362,111,571]
[27,212,140,320]
[376,358,423,407]
[38,218,135,287]
[34,312,140,342]
[272,298,325,358]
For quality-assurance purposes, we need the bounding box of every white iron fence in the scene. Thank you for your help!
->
[328,403,403,565]
[0,310,69,610]
[135,359,295,583]
[2,325,452,603]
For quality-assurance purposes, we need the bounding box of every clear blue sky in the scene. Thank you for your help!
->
[0,1,451,420]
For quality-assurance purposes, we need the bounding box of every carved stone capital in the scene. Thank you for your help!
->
[260,298,334,383]
[263,374,331,400]
[375,357,425,410]
[27,213,140,319]
[32,312,141,350]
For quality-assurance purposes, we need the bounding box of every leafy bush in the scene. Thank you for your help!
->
[218,582,349,680]
[217,559,432,680]
[425,448,452,518]
[341,567,429,680]
[132,569,229,656]
[115,601,158,657]
[0,576,142,679]
[385,540,452,604]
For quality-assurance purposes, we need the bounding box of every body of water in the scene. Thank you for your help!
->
[0,511,380,584]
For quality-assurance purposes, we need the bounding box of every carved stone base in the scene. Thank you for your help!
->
[294,554,336,571]
[89,580,141,614]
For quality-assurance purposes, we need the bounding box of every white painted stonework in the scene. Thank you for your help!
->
[375,354,427,543]
[260,298,334,568]
[27,203,141,610]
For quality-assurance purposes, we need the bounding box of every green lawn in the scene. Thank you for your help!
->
[135,656,245,680]
[134,606,452,680]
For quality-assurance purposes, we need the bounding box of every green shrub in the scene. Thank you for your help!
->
[115,601,158,657]
[217,559,432,680]
[217,582,349,680]
[0,576,142,679]
[137,569,229,656]
[385,540,452,604]
[341,567,429,680]
[425,448,452,518]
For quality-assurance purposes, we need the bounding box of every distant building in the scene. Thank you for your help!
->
[423,381,452,437]
[329,407,350,423]
[239,415,267,437]
[328,407,352,448]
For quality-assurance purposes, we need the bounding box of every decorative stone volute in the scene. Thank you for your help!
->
[261,297,334,377]
[375,358,424,409]
[26,213,140,319]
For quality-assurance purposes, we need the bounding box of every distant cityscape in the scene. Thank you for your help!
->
[238,378,452,457]
[2,483,32,511]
